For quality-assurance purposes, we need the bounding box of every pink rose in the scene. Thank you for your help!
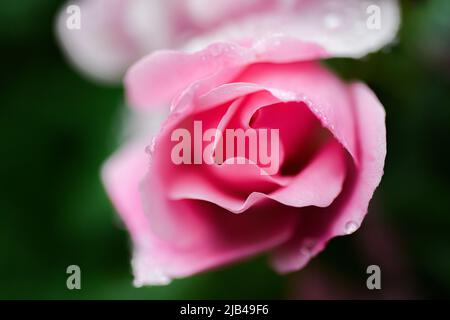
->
[56,0,399,82]
[100,0,399,286]
[102,35,388,285]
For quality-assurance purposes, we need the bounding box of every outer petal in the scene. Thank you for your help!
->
[56,0,172,82]
[270,82,386,273]
[58,0,399,82]
[236,62,358,162]
[186,0,400,59]
[102,143,297,285]
[56,0,135,82]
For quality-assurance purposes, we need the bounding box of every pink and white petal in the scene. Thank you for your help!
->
[185,0,400,59]
[125,38,328,110]
[56,0,138,83]
[102,141,211,252]
[236,62,358,163]
[184,0,277,28]
[270,82,386,273]
[269,138,346,208]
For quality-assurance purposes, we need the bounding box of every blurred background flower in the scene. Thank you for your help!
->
[0,0,450,299]
[56,0,399,83]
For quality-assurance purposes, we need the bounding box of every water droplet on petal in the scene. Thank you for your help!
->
[345,221,359,234]
[324,13,342,30]
[300,240,316,257]
[145,137,157,156]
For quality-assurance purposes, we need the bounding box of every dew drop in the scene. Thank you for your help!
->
[345,221,359,234]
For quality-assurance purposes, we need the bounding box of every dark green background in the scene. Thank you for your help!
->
[1,0,449,299]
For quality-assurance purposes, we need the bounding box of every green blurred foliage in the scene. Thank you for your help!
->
[0,0,449,299]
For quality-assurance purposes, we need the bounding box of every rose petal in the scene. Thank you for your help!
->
[102,143,297,285]
[270,82,386,273]
[183,62,358,163]
[185,0,278,28]
[56,0,137,82]
[56,0,176,82]
[133,198,296,286]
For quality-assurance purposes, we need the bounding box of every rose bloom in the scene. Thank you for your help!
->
[103,37,389,285]
[99,1,399,286]
[57,0,399,82]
